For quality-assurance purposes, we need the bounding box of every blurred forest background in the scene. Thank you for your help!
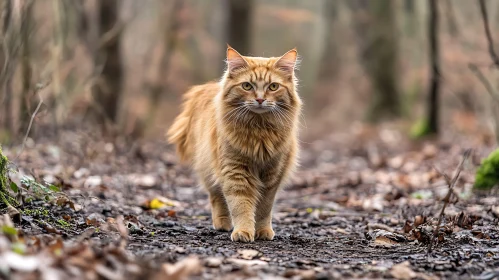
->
[1,0,499,143]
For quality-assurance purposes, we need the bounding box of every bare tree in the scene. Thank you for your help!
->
[443,0,459,38]
[93,0,123,126]
[140,0,181,136]
[317,0,340,80]
[426,0,440,134]
[18,0,34,135]
[51,0,73,127]
[0,0,13,137]
[470,0,499,143]
[361,0,401,122]
[78,0,124,129]
[227,0,253,55]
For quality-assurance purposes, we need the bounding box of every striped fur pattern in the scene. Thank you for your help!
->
[167,47,301,242]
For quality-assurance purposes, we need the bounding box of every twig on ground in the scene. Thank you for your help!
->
[428,149,471,254]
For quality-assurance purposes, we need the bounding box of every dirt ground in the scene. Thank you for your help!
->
[1,125,499,280]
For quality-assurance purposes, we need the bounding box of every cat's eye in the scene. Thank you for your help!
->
[241,82,253,91]
[268,83,279,91]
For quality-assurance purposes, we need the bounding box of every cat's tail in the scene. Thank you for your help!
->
[166,89,196,163]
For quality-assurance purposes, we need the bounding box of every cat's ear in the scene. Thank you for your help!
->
[226,45,249,74]
[274,48,298,75]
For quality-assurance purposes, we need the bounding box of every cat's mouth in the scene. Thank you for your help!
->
[248,106,272,114]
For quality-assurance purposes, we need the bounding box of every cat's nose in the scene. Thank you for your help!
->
[255,98,265,105]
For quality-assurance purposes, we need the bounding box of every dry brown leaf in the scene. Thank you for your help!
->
[204,257,223,268]
[237,249,262,260]
[226,258,268,267]
[7,206,20,222]
[368,229,407,247]
[390,261,417,280]
[155,256,202,280]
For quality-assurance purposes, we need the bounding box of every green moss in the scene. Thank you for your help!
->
[23,208,49,217]
[0,145,17,208]
[410,119,433,139]
[56,219,71,228]
[474,149,499,190]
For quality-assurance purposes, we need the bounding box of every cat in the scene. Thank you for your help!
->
[167,46,301,242]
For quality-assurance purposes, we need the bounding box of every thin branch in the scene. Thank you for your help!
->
[428,149,472,254]
[98,20,124,49]
[468,63,499,104]
[478,0,499,67]
[14,81,51,163]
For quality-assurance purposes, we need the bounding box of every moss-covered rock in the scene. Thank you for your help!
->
[0,145,17,208]
[474,149,499,190]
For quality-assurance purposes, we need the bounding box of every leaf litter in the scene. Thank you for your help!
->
[0,127,498,279]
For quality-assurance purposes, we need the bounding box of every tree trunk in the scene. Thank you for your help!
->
[19,0,34,136]
[363,0,401,122]
[139,0,181,137]
[91,0,123,126]
[51,0,71,128]
[227,0,253,55]
[427,0,440,134]
[0,0,16,139]
[318,0,340,80]
[443,0,459,38]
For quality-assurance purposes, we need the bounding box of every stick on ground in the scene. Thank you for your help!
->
[428,149,472,254]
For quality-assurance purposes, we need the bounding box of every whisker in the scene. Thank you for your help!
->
[234,106,250,123]
[274,107,292,128]
[271,108,284,127]
[276,102,307,129]
[225,105,246,122]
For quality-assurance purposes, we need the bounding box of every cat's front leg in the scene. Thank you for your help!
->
[221,164,259,242]
[255,186,278,240]
[255,152,293,240]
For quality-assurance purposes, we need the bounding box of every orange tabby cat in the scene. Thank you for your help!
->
[167,46,301,242]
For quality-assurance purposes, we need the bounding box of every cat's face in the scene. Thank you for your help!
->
[219,47,301,123]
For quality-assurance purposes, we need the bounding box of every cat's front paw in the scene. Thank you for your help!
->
[231,228,255,242]
[255,227,275,241]
[213,216,232,231]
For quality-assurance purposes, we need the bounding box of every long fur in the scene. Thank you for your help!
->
[167,48,302,242]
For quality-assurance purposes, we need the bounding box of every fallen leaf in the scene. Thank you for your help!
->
[175,246,186,254]
[7,206,20,222]
[226,258,268,267]
[86,213,105,226]
[156,256,202,280]
[238,249,261,260]
[362,194,385,211]
[390,261,417,280]
[414,216,426,227]
[204,257,222,268]
[410,190,432,200]
[168,210,176,217]
[73,168,89,179]
[367,229,407,247]
[129,174,157,188]
[84,176,102,188]
[145,197,181,210]
[1,251,40,272]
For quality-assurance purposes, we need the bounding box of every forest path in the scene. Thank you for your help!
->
[2,129,498,279]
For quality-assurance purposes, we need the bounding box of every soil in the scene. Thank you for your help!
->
[1,126,498,280]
